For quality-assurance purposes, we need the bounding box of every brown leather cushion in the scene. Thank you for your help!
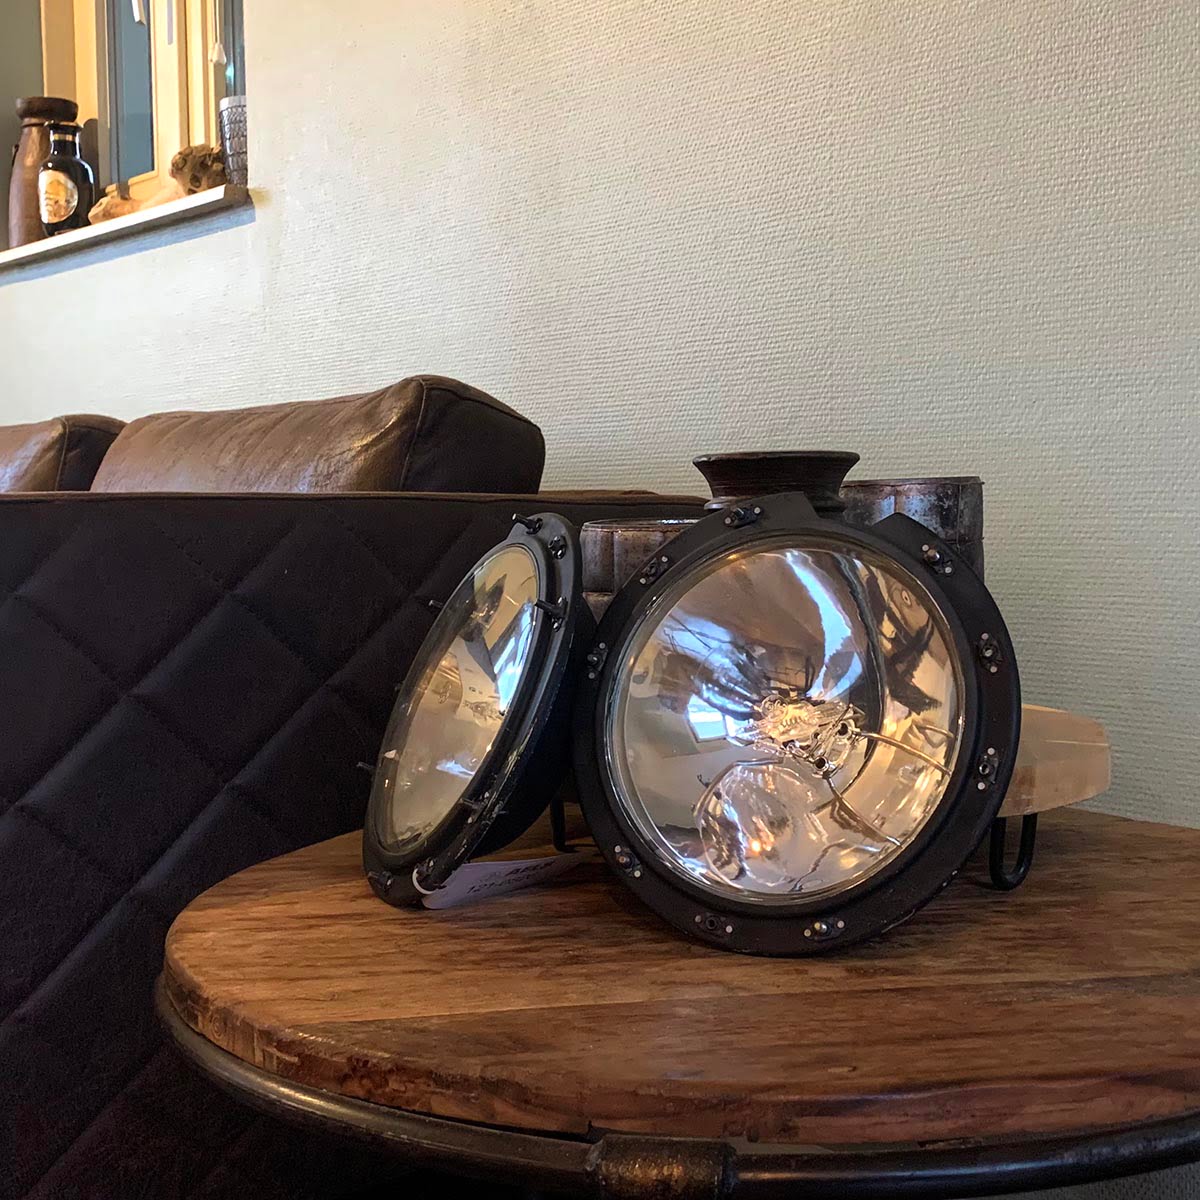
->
[0,414,124,492]
[91,376,545,494]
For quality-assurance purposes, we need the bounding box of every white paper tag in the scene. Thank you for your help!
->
[421,854,584,910]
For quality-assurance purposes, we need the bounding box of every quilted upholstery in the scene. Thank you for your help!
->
[0,490,703,1200]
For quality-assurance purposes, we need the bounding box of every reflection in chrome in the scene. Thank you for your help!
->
[607,540,964,902]
[727,692,952,780]
[373,544,541,853]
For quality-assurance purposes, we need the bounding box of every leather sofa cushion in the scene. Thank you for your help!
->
[0,415,125,492]
[90,376,545,494]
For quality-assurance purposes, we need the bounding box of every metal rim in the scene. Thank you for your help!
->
[363,513,583,903]
[157,978,1200,1199]
[842,476,983,487]
[573,492,1021,955]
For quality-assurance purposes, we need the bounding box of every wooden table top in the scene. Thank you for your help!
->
[162,808,1200,1150]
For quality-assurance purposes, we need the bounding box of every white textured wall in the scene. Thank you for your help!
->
[1,0,1198,837]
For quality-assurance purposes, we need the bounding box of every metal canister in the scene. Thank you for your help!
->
[580,518,695,619]
[580,460,986,617]
[841,477,984,576]
[689,454,986,574]
[218,96,248,186]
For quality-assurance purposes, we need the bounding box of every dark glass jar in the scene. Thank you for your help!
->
[38,123,95,236]
[9,97,78,248]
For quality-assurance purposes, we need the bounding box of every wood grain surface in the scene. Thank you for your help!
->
[163,808,1200,1148]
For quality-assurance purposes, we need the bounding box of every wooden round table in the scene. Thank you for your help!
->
[159,808,1200,1198]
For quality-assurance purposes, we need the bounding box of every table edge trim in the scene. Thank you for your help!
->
[155,976,1200,1198]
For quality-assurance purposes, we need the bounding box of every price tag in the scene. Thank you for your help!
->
[421,854,586,910]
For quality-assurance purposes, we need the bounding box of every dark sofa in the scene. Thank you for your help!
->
[0,376,704,1199]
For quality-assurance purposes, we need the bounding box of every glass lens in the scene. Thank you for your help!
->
[606,536,964,903]
[373,543,541,854]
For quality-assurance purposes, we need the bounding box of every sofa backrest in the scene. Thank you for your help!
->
[0,414,125,492]
[90,376,545,494]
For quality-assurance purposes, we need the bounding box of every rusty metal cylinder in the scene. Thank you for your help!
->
[581,518,694,620]
[841,476,984,575]
[581,454,985,617]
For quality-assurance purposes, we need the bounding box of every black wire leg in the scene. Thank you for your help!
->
[989,813,1038,890]
[550,788,571,853]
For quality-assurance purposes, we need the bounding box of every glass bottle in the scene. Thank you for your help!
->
[38,123,95,236]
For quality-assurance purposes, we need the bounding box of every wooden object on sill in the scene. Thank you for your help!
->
[88,144,226,225]
[161,806,1200,1151]
[88,179,186,223]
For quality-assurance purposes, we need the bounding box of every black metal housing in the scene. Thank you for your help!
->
[573,492,1021,956]
[363,513,586,905]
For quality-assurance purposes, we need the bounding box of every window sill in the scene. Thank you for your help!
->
[0,184,251,273]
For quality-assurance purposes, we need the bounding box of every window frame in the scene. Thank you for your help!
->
[41,0,237,203]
